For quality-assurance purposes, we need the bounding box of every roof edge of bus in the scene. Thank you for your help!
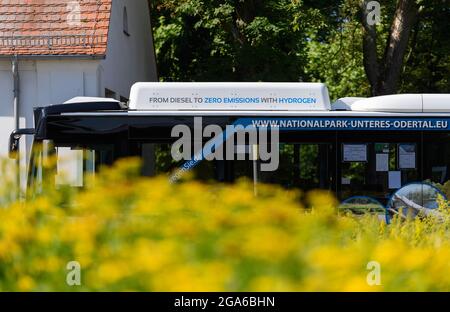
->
[33,101,126,116]
[333,94,450,113]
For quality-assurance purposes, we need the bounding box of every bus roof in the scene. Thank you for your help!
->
[39,82,450,116]
[128,82,449,113]
[335,94,450,113]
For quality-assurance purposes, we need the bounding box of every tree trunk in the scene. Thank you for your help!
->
[361,1,380,96]
[361,0,418,96]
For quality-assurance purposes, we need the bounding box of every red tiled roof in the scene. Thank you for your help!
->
[0,0,112,56]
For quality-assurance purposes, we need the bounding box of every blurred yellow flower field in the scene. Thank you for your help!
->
[0,159,449,292]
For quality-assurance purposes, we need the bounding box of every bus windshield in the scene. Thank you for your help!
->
[28,141,114,190]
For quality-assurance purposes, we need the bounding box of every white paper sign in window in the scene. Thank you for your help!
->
[399,144,416,169]
[343,144,367,162]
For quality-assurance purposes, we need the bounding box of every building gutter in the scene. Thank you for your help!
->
[11,55,20,195]
[12,55,19,132]
[0,54,106,60]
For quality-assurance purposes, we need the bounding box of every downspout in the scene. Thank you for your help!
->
[12,55,19,130]
[12,55,20,195]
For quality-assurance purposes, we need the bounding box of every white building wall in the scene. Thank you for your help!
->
[101,0,158,100]
[0,0,158,168]
[0,59,101,159]
[34,59,100,107]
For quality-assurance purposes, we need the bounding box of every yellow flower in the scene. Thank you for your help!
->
[0,158,449,291]
[95,260,130,285]
[17,276,35,292]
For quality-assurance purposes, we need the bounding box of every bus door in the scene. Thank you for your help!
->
[337,131,422,204]
[423,131,450,191]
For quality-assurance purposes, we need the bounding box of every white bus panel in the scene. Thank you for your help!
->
[129,82,331,111]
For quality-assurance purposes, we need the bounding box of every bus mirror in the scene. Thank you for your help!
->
[9,129,35,159]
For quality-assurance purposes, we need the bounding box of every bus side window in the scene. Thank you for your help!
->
[141,143,180,177]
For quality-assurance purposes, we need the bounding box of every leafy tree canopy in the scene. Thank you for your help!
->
[150,0,449,100]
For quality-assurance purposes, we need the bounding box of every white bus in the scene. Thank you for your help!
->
[10,82,450,209]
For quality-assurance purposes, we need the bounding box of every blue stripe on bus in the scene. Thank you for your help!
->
[170,117,450,182]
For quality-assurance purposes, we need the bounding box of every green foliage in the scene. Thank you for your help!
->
[151,0,321,82]
[399,0,450,93]
[150,0,450,97]
[306,20,371,100]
